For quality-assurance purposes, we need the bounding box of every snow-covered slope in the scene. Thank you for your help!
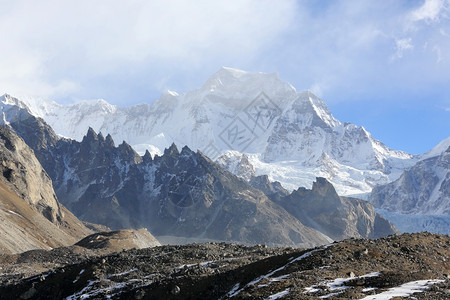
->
[370,141,449,215]
[0,68,417,195]
[368,140,449,234]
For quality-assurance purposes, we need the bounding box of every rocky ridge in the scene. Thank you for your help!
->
[371,143,449,215]
[0,228,161,286]
[0,232,447,299]
[277,177,397,241]
[369,140,450,234]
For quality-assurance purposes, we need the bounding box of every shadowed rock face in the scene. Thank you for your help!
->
[275,177,398,240]
[249,175,289,199]
[0,126,92,253]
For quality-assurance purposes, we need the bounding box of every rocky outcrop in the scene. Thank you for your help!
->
[0,126,92,253]
[75,228,160,253]
[217,152,256,181]
[248,174,289,200]
[279,177,398,240]
[144,146,331,247]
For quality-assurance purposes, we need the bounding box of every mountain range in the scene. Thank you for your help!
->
[0,67,448,234]
[0,98,399,247]
[5,68,415,196]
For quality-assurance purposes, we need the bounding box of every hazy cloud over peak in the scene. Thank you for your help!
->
[0,0,448,153]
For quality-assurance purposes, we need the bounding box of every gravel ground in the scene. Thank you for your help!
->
[0,232,448,299]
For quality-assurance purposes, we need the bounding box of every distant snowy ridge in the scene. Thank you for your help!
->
[370,142,449,215]
[0,67,440,198]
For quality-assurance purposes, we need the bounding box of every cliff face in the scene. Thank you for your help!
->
[277,177,398,240]
[0,126,92,253]
[0,126,63,223]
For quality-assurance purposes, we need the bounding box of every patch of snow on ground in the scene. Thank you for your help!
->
[266,288,290,300]
[5,210,22,217]
[108,268,137,278]
[305,272,381,296]
[319,291,343,299]
[360,279,444,300]
[227,245,330,297]
[227,283,240,297]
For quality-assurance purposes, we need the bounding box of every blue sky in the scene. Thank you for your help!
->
[0,0,449,154]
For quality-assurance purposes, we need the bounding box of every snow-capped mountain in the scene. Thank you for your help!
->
[4,108,397,244]
[0,68,417,196]
[371,138,449,215]
[368,138,450,234]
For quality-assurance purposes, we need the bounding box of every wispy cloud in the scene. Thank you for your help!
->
[0,0,449,108]
[410,0,449,23]
[0,0,297,100]
[394,38,414,59]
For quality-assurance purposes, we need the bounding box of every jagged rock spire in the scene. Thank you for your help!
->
[164,143,179,156]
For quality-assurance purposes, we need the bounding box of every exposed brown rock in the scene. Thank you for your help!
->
[0,126,92,253]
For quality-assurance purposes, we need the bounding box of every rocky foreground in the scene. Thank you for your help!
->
[0,232,448,299]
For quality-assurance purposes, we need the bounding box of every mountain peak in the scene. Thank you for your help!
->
[208,67,281,83]
[143,149,152,163]
[218,66,248,77]
[97,132,105,142]
[421,136,450,159]
[297,91,341,128]
[164,143,179,156]
[105,134,115,147]
[83,127,98,142]
[200,67,293,99]
[311,177,339,198]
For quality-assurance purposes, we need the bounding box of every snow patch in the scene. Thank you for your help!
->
[360,279,444,299]
[266,288,290,299]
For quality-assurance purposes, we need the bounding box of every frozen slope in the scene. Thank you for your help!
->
[371,141,449,215]
[369,139,450,234]
[1,68,416,195]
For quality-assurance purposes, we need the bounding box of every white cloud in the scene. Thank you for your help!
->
[410,0,448,23]
[394,38,414,59]
[0,0,297,99]
[0,0,449,108]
